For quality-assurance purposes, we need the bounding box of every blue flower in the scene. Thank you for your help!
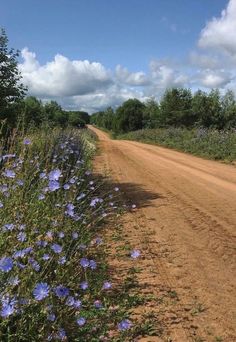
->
[1,298,16,318]
[80,281,88,290]
[58,256,66,265]
[38,194,45,200]
[54,285,69,298]
[130,249,141,259]
[65,203,75,217]
[51,244,62,254]
[42,254,50,261]
[23,138,31,145]
[3,169,16,178]
[33,282,50,301]
[80,258,90,268]
[118,319,132,330]
[76,317,86,326]
[95,237,103,245]
[90,198,102,207]
[58,232,65,239]
[39,172,47,179]
[0,201,3,208]
[102,281,112,290]
[47,313,56,321]
[48,169,61,181]
[72,232,79,239]
[31,260,40,272]
[89,260,97,270]
[57,328,66,340]
[8,276,20,286]
[0,257,13,272]
[3,223,14,231]
[74,299,82,309]
[94,300,102,309]
[65,296,75,306]
[16,179,24,186]
[63,184,70,190]
[17,232,27,242]
[48,180,60,192]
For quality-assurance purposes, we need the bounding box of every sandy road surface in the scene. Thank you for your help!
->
[89,126,236,341]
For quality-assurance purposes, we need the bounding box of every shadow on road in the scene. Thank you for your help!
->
[94,173,163,210]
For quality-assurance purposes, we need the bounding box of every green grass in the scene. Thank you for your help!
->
[116,127,236,162]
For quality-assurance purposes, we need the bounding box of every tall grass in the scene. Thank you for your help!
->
[0,127,133,341]
[117,127,236,162]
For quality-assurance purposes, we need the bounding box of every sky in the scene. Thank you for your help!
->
[1,0,236,113]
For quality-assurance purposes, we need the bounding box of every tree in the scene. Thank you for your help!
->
[207,89,222,129]
[192,90,210,127]
[0,28,26,126]
[221,90,236,129]
[115,99,145,133]
[44,101,63,122]
[143,98,160,128]
[21,96,44,128]
[159,88,194,127]
[68,112,86,127]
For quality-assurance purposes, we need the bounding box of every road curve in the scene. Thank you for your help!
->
[89,125,236,341]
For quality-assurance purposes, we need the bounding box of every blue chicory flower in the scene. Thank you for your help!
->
[80,258,90,268]
[51,244,62,254]
[118,319,132,330]
[80,281,88,290]
[54,285,69,298]
[48,180,60,192]
[48,169,61,181]
[1,298,16,318]
[3,169,16,178]
[0,257,13,272]
[33,282,50,300]
[76,317,86,326]
[130,249,141,259]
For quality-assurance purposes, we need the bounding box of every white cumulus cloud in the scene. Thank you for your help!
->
[198,0,236,57]
[115,65,149,86]
[196,70,232,88]
[19,48,112,97]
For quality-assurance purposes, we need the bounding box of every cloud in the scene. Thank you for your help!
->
[61,85,147,113]
[19,48,191,112]
[189,51,221,69]
[115,65,149,86]
[195,70,232,88]
[148,60,189,90]
[19,48,112,97]
[198,0,236,57]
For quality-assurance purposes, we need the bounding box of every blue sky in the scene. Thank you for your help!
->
[1,0,235,112]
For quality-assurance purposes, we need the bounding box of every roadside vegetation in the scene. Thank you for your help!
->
[91,89,236,162]
[0,28,153,341]
[117,128,236,162]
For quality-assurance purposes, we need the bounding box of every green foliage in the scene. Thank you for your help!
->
[143,98,160,128]
[159,88,194,127]
[117,127,236,162]
[91,88,236,134]
[0,28,26,130]
[115,99,145,133]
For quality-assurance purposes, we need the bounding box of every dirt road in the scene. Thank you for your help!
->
[90,126,236,342]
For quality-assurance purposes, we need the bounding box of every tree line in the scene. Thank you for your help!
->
[91,88,236,133]
[0,28,89,137]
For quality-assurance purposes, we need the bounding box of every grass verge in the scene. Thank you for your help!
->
[116,127,236,162]
[0,127,143,341]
